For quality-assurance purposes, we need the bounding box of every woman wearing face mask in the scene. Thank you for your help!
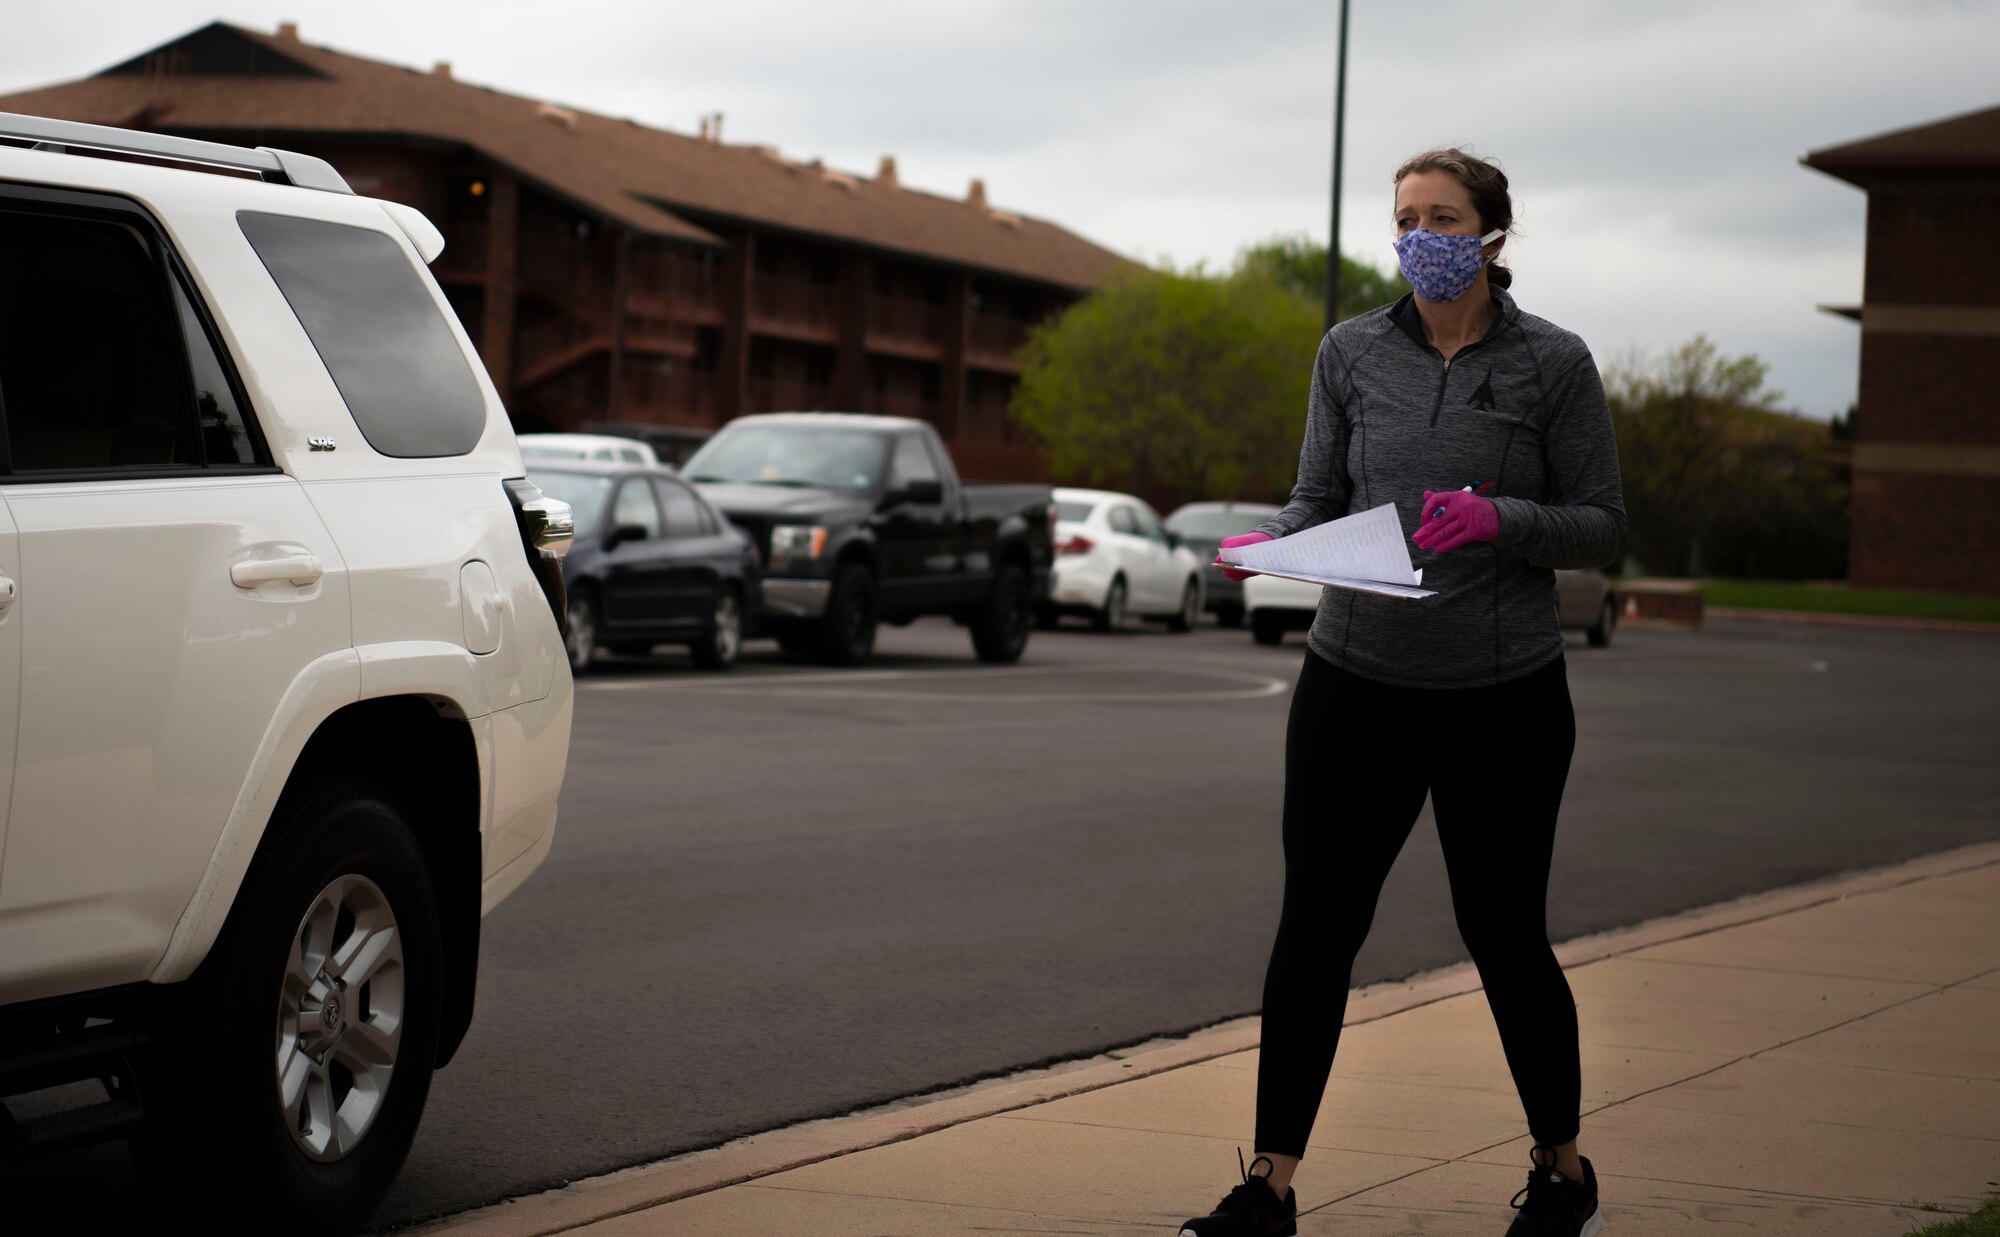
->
[1179,149,1625,1237]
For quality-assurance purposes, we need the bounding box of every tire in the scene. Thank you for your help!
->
[565,590,598,673]
[814,562,878,666]
[1167,579,1200,633]
[691,588,742,670]
[1251,611,1288,645]
[1090,577,1127,633]
[1587,595,1617,648]
[1216,604,1245,629]
[135,781,442,1236]
[971,563,1033,664]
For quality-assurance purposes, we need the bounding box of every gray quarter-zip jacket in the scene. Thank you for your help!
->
[1255,287,1625,688]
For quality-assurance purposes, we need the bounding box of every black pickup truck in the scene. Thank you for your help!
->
[683,413,1055,665]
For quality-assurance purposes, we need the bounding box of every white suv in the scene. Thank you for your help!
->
[0,114,574,1231]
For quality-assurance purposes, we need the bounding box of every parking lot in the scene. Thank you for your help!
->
[9,613,1999,1231]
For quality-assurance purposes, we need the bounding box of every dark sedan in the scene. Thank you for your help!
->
[528,461,761,672]
[1164,500,1283,627]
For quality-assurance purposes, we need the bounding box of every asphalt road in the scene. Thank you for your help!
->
[10,613,1999,1232]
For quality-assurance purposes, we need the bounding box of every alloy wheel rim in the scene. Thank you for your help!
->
[276,873,404,1163]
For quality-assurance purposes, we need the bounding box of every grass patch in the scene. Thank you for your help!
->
[1695,580,2000,625]
[1906,1195,2000,1236]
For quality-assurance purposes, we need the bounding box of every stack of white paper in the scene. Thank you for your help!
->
[1216,503,1436,599]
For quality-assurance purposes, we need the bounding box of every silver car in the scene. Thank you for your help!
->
[1164,501,1283,627]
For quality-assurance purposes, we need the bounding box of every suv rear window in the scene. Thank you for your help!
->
[238,212,484,458]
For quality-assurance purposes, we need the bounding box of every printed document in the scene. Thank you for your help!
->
[1216,503,1436,599]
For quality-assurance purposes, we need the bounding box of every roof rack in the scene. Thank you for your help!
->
[0,111,352,195]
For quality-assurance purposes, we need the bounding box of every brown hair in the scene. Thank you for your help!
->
[1394,148,1515,289]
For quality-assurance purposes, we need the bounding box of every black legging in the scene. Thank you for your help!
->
[1254,651,1581,1156]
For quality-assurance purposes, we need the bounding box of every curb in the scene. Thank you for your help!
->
[407,839,2000,1237]
[1707,606,2000,634]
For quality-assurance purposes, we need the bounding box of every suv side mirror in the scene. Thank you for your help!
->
[886,478,945,507]
[1165,530,1185,550]
[606,523,650,548]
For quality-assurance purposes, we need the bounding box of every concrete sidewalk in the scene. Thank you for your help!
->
[421,843,2000,1236]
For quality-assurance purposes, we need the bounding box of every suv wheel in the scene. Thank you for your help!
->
[1090,577,1127,633]
[136,781,442,1235]
[565,590,599,672]
[691,588,742,670]
[815,563,878,666]
[971,563,1032,663]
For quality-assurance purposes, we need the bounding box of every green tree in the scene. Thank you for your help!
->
[1237,234,1410,322]
[1608,336,1848,578]
[1009,262,1319,498]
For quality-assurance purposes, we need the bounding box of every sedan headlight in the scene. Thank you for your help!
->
[769,524,829,569]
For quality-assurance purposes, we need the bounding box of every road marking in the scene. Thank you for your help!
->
[581,661,1290,704]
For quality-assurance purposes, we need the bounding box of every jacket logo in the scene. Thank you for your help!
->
[1468,370,1496,411]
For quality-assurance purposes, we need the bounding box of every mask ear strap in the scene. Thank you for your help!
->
[1480,228,1506,246]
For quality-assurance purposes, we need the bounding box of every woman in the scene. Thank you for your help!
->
[1180,149,1624,1237]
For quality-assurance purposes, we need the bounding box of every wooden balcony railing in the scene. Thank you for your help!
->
[750,273,840,338]
[969,311,1031,359]
[867,294,947,349]
[624,367,720,423]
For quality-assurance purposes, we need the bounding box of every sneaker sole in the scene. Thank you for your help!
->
[1580,1208,1605,1237]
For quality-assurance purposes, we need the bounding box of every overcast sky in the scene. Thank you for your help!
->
[8,1,1998,420]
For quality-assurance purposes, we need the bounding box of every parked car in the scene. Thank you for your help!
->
[1245,567,1619,647]
[1043,488,1206,632]
[683,413,1054,666]
[0,114,574,1233]
[528,461,760,671]
[518,431,660,466]
[1164,500,1282,627]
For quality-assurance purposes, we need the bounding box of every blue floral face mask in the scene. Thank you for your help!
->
[1393,227,1505,303]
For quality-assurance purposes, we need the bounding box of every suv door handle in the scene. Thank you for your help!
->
[231,554,323,588]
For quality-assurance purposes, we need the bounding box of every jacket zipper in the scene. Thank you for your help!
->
[1429,357,1453,428]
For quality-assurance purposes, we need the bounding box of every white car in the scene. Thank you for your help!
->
[518,431,661,466]
[0,113,574,1232]
[1041,487,1205,631]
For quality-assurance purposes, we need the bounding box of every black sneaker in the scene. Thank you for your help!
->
[1506,1150,1603,1236]
[1178,1150,1298,1237]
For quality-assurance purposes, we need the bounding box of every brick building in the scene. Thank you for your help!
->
[0,22,1128,480]
[1806,104,2000,593]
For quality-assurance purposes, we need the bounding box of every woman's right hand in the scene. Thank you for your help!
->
[1217,532,1271,581]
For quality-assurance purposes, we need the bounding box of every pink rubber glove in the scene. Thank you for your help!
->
[1412,490,1501,554]
[1217,531,1271,581]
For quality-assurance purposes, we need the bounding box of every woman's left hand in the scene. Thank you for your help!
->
[1413,490,1501,553]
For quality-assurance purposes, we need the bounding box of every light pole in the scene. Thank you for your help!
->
[1324,0,1351,332]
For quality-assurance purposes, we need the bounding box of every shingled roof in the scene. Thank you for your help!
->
[1804,100,2000,186]
[0,22,1128,290]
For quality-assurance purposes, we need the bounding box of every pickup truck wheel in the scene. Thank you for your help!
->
[815,563,878,666]
[1167,579,1200,632]
[971,563,1032,663]
[565,591,598,673]
[1090,577,1127,633]
[691,588,742,670]
[134,781,442,1235]
[1251,611,1288,645]
[1587,595,1618,648]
